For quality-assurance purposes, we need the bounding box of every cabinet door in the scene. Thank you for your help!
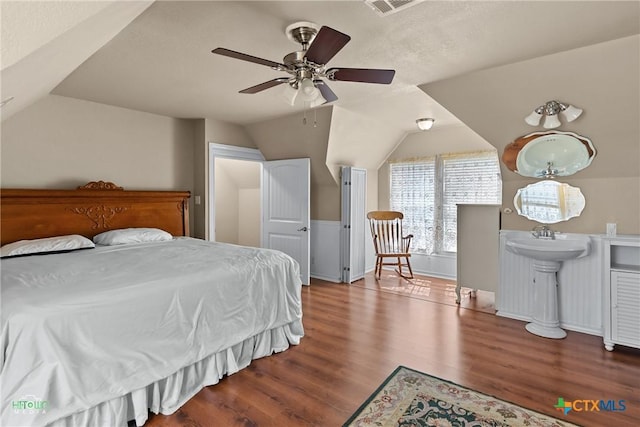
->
[611,271,640,347]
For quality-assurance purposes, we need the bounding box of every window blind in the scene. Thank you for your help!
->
[390,160,436,253]
[441,153,502,252]
[389,151,501,254]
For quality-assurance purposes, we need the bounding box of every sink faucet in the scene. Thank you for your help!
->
[531,225,555,240]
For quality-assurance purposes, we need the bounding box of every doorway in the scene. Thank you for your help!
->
[208,143,264,244]
[208,143,311,284]
[214,157,261,247]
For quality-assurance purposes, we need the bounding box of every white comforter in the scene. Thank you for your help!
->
[0,238,303,426]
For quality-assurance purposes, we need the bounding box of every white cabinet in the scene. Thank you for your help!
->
[603,236,640,351]
[456,204,500,303]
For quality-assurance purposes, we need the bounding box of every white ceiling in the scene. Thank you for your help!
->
[0,0,112,69]
[4,1,640,132]
[216,157,260,189]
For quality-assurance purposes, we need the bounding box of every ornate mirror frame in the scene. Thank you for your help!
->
[503,131,596,178]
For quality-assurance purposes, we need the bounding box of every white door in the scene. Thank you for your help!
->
[341,167,367,283]
[262,158,310,285]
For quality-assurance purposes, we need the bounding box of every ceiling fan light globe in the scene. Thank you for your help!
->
[282,83,299,106]
[309,91,327,108]
[299,78,320,101]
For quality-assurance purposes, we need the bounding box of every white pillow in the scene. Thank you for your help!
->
[93,228,173,246]
[1,234,95,258]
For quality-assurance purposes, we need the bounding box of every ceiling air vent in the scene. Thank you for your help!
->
[364,0,424,16]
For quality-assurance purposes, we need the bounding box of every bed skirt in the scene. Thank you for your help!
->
[47,320,304,427]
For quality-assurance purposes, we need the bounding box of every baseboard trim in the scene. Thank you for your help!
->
[311,274,342,283]
[378,266,455,281]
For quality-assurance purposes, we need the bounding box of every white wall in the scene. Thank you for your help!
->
[378,125,497,209]
[214,159,239,244]
[193,119,256,239]
[245,108,341,221]
[238,188,260,247]
[1,94,194,190]
[310,220,342,282]
[375,125,497,279]
[1,94,196,232]
[214,157,260,246]
[422,35,640,235]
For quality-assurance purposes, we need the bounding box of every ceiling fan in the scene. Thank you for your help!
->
[212,21,395,106]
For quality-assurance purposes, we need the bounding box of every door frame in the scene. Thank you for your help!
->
[208,143,264,242]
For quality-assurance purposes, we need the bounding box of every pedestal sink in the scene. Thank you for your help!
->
[506,234,591,339]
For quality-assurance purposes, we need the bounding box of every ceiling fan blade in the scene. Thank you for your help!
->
[326,67,395,84]
[239,78,288,94]
[315,81,338,104]
[212,48,285,69]
[304,26,351,65]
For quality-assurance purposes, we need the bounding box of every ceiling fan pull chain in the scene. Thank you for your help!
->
[303,110,307,125]
[314,108,318,127]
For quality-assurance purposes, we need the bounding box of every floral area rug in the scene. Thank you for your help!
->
[343,366,579,427]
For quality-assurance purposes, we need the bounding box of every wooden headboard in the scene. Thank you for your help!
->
[0,181,190,245]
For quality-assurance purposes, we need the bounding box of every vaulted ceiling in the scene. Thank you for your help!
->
[2,1,639,182]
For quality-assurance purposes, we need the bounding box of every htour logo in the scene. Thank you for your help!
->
[11,395,48,415]
[554,397,626,415]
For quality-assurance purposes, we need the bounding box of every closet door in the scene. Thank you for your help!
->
[341,167,367,283]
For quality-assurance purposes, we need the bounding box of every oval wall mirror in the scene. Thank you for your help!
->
[514,181,585,224]
[502,131,596,178]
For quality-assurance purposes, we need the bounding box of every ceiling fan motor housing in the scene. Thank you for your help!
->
[284,23,325,88]
[286,22,320,48]
[284,52,319,83]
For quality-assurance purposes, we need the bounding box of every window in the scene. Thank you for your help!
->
[390,151,502,254]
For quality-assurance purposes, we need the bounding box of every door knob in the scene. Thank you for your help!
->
[297,226,309,232]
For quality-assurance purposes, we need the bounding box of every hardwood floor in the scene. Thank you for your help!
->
[145,273,640,427]
[349,270,496,314]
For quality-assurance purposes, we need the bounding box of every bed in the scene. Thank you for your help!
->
[0,181,304,427]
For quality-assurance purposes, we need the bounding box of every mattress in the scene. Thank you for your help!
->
[0,237,304,426]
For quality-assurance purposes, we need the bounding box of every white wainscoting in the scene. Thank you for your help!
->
[410,253,457,280]
[310,220,342,283]
[497,230,603,336]
[365,220,376,273]
[366,251,457,280]
[318,218,457,282]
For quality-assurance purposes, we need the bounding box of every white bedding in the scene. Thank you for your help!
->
[0,237,304,426]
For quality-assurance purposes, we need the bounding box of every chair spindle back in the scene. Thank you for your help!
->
[367,211,408,254]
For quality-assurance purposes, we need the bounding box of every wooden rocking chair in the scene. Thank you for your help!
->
[367,211,414,280]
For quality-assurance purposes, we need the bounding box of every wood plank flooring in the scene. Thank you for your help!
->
[145,272,640,427]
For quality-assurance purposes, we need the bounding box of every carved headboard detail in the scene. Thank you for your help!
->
[69,205,130,230]
[77,180,124,191]
[1,182,190,245]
